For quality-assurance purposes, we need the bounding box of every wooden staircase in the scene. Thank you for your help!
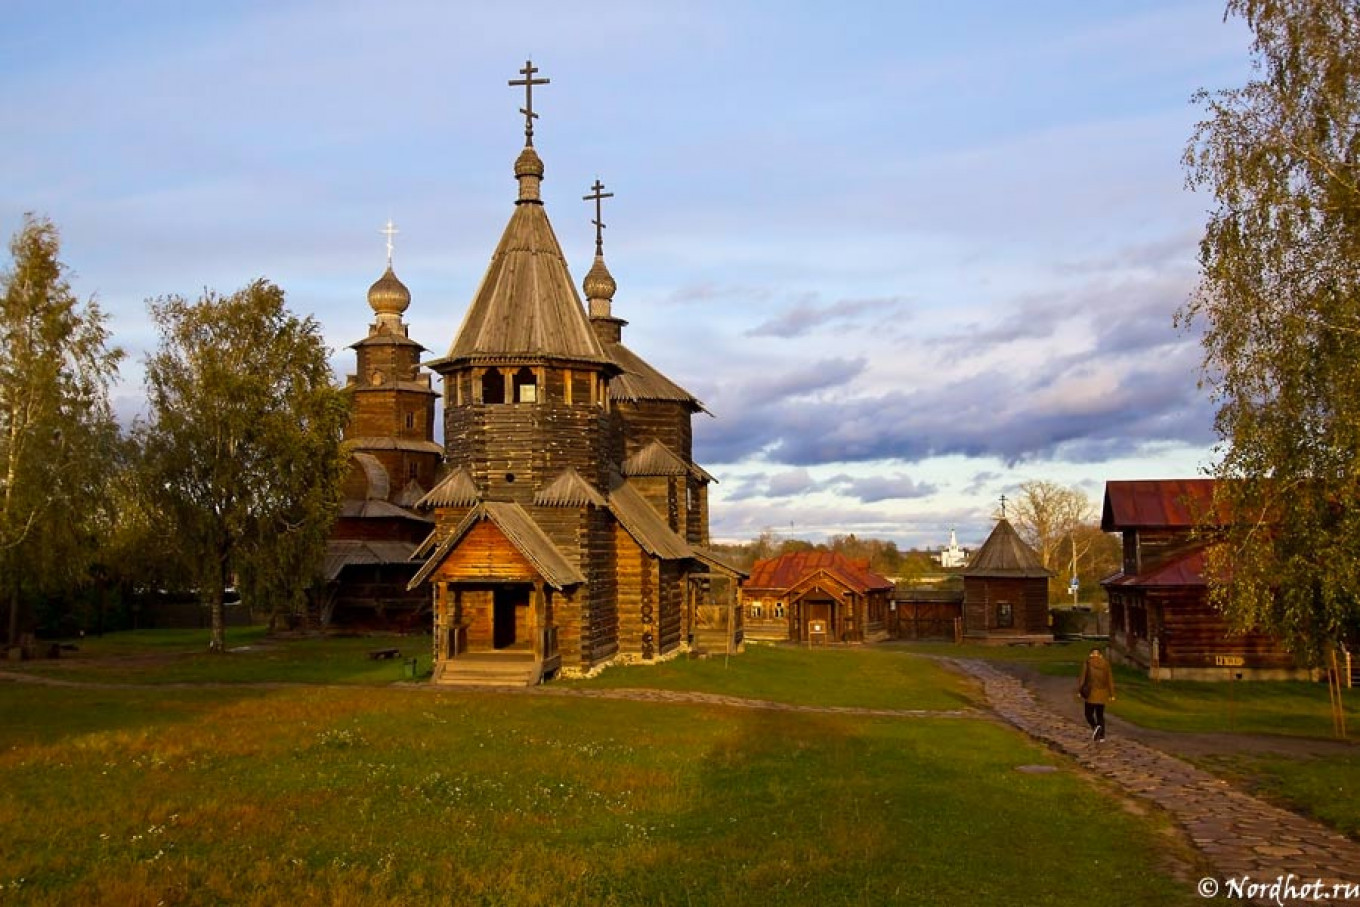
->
[434,652,540,687]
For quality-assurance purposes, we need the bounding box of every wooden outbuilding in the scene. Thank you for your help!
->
[741,551,893,644]
[1101,479,1306,680]
[959,518,1053,643]
[408,64,744,684]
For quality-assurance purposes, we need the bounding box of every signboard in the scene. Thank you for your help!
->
[1214,655,1246,667]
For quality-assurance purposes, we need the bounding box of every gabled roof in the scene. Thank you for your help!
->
[604,341,707,412]
[392,478,427,509]
[746,551,893,594]
[535,467,607,507]
[621,439,716,483]
[689,545,751,579]
[1101,479,1221,531]
[338,499,432,523]
[417,467,481,510]
[324,540,420,581]
[607,476,693,561]
[961,519,1052,578]
[407,501,585,590]
[431,201,611,369]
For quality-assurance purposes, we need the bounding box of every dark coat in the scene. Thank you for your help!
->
[1078,652,1115,705]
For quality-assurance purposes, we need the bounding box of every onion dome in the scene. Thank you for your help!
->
[583,255,617,303]
[368,265,411,316]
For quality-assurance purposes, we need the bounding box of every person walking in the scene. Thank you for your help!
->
[1077,647,1116,742]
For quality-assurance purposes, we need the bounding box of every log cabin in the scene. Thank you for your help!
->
[407,63,745,684]
[1101,479,1307,680]
[741,551,893,644]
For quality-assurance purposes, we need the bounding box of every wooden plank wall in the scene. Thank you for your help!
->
[963,577,1049,634]
[1151,588,1296,669]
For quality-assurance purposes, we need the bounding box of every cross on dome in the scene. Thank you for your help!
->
[583,178,613,255]
[509,59,550,146]
[381,219,399,267]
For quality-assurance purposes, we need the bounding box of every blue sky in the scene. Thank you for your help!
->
[0,1,1254,549]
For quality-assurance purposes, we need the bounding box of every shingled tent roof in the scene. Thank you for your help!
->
[621,439,716,483]
[961,518,1053,578]
[427,147,612,370]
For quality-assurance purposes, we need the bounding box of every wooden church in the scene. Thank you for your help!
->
[321,237,442,628]
[407,62,745,683]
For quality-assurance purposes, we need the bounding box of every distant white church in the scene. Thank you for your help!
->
[933,529,970,569]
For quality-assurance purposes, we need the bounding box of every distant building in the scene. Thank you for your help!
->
[742,551,894,644]
[932,529,969,569]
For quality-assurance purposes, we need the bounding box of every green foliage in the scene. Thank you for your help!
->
[136,280,349,651]
[1180,0,1360,663]
[0,214,123,642]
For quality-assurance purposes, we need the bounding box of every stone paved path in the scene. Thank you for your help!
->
[950,658,1360,906]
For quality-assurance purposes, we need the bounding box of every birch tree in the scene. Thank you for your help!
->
[0,215,122,644]
[1179,0,1360,663]
[137,280,348,651]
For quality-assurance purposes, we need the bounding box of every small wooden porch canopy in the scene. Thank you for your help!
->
[959,518,1053,643]
[409,501,583,680]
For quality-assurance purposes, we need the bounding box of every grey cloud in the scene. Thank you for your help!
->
[746,295,911,339]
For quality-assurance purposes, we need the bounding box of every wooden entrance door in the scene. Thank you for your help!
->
[493,586,530,650]
[804,600,833,643]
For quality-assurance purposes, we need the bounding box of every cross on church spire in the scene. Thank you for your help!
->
[509,59,550,146]
[381,219,399,267]
[583,178,613,256]
[999,494,1008,520]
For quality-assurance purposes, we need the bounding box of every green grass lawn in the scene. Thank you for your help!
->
[2,627,432,685]
[0,682,1203,906]
[568,642,978,711]
[1192,752,1360,840]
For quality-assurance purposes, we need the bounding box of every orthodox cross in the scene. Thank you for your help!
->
[999,494,1008,519]
[381,219,399,267]
[583,178,613,255]
[509,59,549,146]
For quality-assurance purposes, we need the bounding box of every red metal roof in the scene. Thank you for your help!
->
[1103,549,1208,588]
[746,551,894,594]
[1101,479,1222,531]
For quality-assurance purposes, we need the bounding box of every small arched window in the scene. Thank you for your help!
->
[480,369,505,405]
[513,367,538,403]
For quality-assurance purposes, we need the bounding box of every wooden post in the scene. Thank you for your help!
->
[1329,648,1348,740]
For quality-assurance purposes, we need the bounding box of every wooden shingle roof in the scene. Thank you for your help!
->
[605,341,707,412]
[961,519,1052,578]
[621,439,716,483]
[407,501,585,590]
[417,467,481,510]
[607,477,693,561]
[431,199,611,369]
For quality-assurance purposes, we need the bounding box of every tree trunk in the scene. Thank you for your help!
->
[209,550,229,653]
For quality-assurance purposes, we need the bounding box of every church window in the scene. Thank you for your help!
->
[480,369,505,404]
[513,367,538,403]
[404,411,415,430]
[408,462,418,480]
